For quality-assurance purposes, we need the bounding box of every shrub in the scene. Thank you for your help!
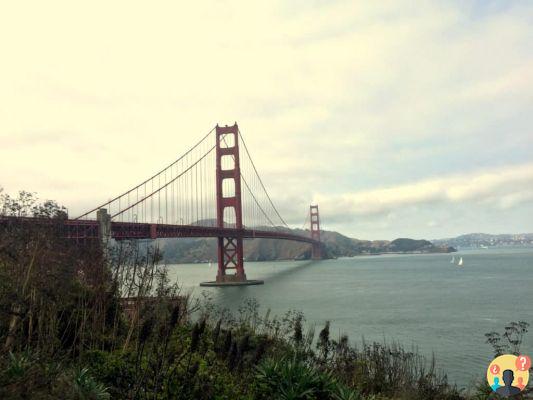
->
[255,356,361,400]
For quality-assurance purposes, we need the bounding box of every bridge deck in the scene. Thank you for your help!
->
[0,217,318,245]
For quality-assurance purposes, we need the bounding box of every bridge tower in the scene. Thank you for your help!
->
[212,123,259,285]
[310,205,322,259]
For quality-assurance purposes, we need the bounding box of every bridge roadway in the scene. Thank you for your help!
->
[0,216,318,244]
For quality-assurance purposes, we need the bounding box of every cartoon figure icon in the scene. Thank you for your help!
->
[496,370,521,397]
[490,376,500,391]
[487,354,529,398]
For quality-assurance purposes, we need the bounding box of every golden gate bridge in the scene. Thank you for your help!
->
[2,123,322,286]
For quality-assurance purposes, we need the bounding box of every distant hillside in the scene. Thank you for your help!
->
[156,227,455,264]
[432,233,533,248]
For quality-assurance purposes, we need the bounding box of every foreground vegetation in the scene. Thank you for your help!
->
[0,191,530,399]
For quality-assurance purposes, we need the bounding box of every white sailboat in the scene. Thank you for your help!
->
[450,256,455,264]
[457,257,463,267]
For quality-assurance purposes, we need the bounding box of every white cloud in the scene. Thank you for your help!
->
[315,162,533,219]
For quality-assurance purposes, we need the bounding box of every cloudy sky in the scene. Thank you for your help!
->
[1,0,532,240]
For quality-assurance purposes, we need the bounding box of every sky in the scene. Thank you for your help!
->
[1,0,532,240]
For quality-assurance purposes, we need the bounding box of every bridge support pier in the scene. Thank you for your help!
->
[200,123,263,287]
[97,208,111,245]
[96,208,112,259]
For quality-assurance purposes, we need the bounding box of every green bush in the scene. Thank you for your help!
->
[0,352,110,400]
[255,356,361,400]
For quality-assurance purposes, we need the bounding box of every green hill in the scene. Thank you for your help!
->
[155,228,455,264]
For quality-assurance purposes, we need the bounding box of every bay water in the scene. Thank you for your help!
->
[167,247,533,389]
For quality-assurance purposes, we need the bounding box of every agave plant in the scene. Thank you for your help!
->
[332,384,362,400]
[255,356,360,400]
[71,367,110,400]
[6,351,32,379]
[255,357,320,399]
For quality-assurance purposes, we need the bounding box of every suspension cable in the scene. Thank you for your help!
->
[218,135,276,229]
[75,126,216,219]
[111,145,215,219]
[238,130,289,228]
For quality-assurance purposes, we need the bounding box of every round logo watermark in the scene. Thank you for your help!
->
[486,354,530,397]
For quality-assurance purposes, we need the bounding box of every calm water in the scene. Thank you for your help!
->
[167,247,533,388]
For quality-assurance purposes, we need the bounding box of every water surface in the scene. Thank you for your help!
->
[167,247,533,388]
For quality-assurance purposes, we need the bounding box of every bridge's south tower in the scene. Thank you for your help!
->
[310,204,322,259]
[215,123,247,283]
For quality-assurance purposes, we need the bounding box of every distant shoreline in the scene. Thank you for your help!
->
[168,250,457,265]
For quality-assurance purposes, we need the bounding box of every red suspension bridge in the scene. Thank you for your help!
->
[2,123,322,286]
